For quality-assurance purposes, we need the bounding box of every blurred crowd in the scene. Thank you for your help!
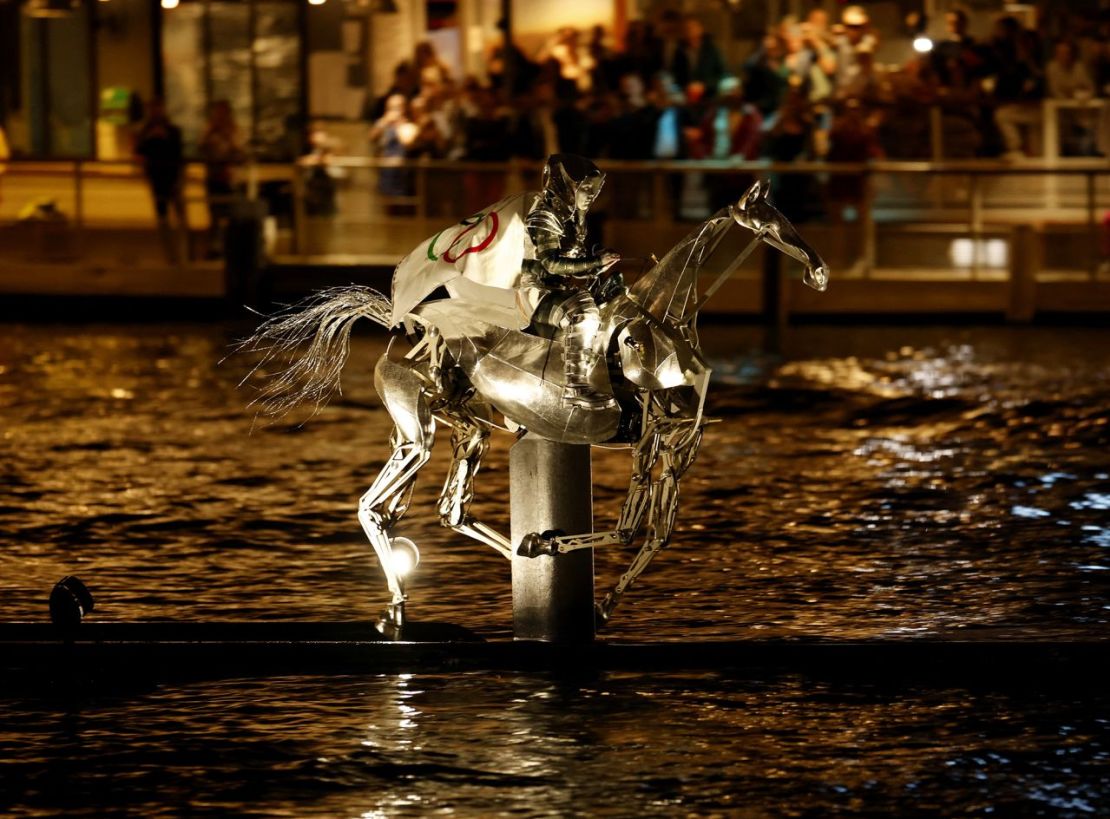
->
[340,2,1110,180]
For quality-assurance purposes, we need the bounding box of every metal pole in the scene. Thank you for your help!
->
[510,434,595,643]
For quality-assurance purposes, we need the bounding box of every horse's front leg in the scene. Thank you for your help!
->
[596,423,704,626]
[516,422,661,558]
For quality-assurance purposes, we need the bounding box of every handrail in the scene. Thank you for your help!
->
[3,157,1107,282]
[8,155,1110,177]
[288,155,1110,176]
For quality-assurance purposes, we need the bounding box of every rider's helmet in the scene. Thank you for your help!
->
[540,154,606,222]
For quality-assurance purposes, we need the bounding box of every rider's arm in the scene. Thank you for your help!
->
[527,209,601,280]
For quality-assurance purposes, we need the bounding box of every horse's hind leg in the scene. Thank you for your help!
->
[437,419,512,558]
[357,356,435,633]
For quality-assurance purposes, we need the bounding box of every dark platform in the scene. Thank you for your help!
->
[1,622,1107,692]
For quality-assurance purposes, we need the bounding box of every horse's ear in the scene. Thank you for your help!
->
[738,180,767,209]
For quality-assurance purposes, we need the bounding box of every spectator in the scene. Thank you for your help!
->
[763,80,818,221]
[782,20,835,103]
[510,81,560,159]
[615,19,662,84]
[837,43,883,107]
[582,89,618,158]
[671,15,727,96]
[989,17,1045,159]
[878,66,934,159]
[928,7,988,158]
[834,5,879,93]
[406,95,448,158]
[825,99,882,221]
[134,98,187,265]
[366,62,419,122]
[932,7,985,90]
[704,75,762,211]
[706,76,762,160]
[1047,38,1096,155]
[650,73,691,160]
[461,86,512,210]
[742,34,789,117]
[656,10,685,84]
[302,122,339,217]
[587,25,620,92]
[198,99,244,258]
[487,19,538,97]
[369,94,416,208]
[1047,38,1094,98]
[541,26,596,95]
[414,41,452,91]
[609,73,660,218]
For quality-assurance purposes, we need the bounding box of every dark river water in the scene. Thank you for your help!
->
[1,320,1108,816]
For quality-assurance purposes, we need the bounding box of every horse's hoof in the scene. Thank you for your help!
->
[375,605,405,641]
[593,601,611,632]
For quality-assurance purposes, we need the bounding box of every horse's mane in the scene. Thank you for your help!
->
[628,209,734,325]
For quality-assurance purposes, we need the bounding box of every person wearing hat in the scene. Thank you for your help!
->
[835,5,879,92]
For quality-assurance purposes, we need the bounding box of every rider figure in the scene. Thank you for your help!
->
[521,154,621,410]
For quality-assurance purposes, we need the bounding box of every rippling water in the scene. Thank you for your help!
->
[1,321,1108,816]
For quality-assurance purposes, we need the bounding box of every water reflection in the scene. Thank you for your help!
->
[1,672,1106,816]
[2,320,1110,814]
[0,323,1107,640]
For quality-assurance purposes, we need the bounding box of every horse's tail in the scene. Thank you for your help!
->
[237,285,394,419]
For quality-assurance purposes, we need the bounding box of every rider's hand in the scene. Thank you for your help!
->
[598,249,621,271]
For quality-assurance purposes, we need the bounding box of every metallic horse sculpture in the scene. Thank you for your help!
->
[242,176,828,635]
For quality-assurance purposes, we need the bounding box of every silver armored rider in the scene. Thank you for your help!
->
[521,154,620,410]
[241,159,829,637]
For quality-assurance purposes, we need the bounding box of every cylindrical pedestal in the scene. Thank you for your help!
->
[510,434,595,642]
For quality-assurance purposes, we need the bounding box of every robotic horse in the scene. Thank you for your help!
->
[242,180,828,635]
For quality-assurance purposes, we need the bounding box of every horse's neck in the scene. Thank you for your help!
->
[628,209,733,325]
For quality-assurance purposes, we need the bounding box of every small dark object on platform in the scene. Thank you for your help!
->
[49,576,94,634]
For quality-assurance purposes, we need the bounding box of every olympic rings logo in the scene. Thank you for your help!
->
[427,210,500,263]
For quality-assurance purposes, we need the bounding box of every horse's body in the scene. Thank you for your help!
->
[243,181,827,634]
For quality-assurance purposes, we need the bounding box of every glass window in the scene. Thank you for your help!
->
[13,7,93,157]
[162,0,302,160]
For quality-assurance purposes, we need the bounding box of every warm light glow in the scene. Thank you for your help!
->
[308,0,326,5]
[913,36,934,54]
[160,0,179,8]
[950,238,1008,269]
[390,537,420,578]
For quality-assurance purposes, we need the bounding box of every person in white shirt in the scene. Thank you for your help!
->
[1047,39,1097,155]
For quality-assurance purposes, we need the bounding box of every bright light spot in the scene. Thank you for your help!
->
[1071,492,1110,511]
[160,0,178,8]
[1011,505,1051,519]
[1040,472,1076,486]
[913,36,934,53]
[390,537,420,577]
[950,238,1008,269]
[308,0,326,5]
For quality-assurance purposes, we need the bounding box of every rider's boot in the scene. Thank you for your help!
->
[562,298,616,410]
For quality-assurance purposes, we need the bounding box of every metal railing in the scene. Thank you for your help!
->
[3,156,1109,280]
[286,156,1110,280]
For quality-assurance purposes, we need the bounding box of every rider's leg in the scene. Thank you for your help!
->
[437,420,512,558]
[560,290,615,410]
